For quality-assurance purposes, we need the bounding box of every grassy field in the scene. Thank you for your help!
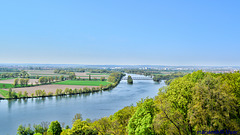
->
[0,89,8,97]
[55,80,112,86]
[0,83,14,89]
[0,83,31,89]
[0,78,15,80]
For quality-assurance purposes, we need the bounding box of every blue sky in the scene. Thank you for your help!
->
[0,0,239,66]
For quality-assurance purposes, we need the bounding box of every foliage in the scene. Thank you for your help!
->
[47,121,62,135]
[55,80,112,86]
[127,75,133,84]
[16,71,240,135]
[128,98,156,135]
[17,124,34,135]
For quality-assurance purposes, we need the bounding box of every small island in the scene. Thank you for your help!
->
[127,75,133,84]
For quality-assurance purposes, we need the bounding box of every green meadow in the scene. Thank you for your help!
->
[55,80,112,86]
[0,89,8,97]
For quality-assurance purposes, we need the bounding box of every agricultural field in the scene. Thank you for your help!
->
[27,70,68,77]
[11,84,98,96]
[75,72,109,79]
[0,79,39,84]
[0,89,8,98]
[0,79,39,89]
[55,80,112,86]
[0,78,15,80]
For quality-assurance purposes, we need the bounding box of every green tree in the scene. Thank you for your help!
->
[20,78,25,86]
[72,113,83,124]
[25,78,29,86]
[47,121,62,135]
[18,91,22,98]
[23,91,28,98]
[188,75,240,131]
[69,119,97,135]
[13,78,19,87]
[100,77,105,81]
[60,75,64,81]
[39,77,45,84]
[127,75,133,84]
[128,98,155,135]
[8,88,12,98]
[17,124,34,135]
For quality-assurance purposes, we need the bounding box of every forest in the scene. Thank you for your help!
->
[16,70,240,134]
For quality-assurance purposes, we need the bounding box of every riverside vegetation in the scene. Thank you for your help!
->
[16,70,240,134]
[1,72,124,100]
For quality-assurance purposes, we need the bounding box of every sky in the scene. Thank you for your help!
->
[0,0,239,66]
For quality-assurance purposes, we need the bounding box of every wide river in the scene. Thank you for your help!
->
[0,74,165,135]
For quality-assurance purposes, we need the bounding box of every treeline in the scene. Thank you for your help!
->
[17,70,240,134]
[54,68,113,74]
[0,67,19,72]
[88,69,111,73]
[7,87,102,99]
[0,70,29,78]
[153,72,186,82]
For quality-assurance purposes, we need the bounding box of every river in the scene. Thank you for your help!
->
[0,74,165,135]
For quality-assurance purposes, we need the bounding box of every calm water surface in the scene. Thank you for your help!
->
[0,74,165,135]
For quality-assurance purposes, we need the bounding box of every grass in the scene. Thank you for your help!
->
[0,83,14,89]
[0,78,15,80]
[0,89,8,97]
[55,80,112,86]
[0,83,32,89]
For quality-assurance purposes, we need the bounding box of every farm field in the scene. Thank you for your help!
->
[0,79,39,84]
[0,89,8,98]
[0,83,14,89]
[27,70,68,77]
[75,72,109,77]
[55,80,112,86]
[0,78,15,80]
[11,84,98,96]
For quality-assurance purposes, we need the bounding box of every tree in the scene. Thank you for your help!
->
[128,98,155,135]
[33,124,44,134]
[17,124,34,135]
[13,78,19,87]
[89,75,91,80]
[188,75,240,131]
[20,78,25,86]
[55,76,58,81]
[47,121,62,135]
[72,113,83,124]
[60,76,64,81]
[25,78,29,86]
[18,91,22,98]
[100,77,105,81]
[127,75,133,84]
[39,77,46,84]
[23,91,28,98]
[69,119,97,135]
[8,88,12,98]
